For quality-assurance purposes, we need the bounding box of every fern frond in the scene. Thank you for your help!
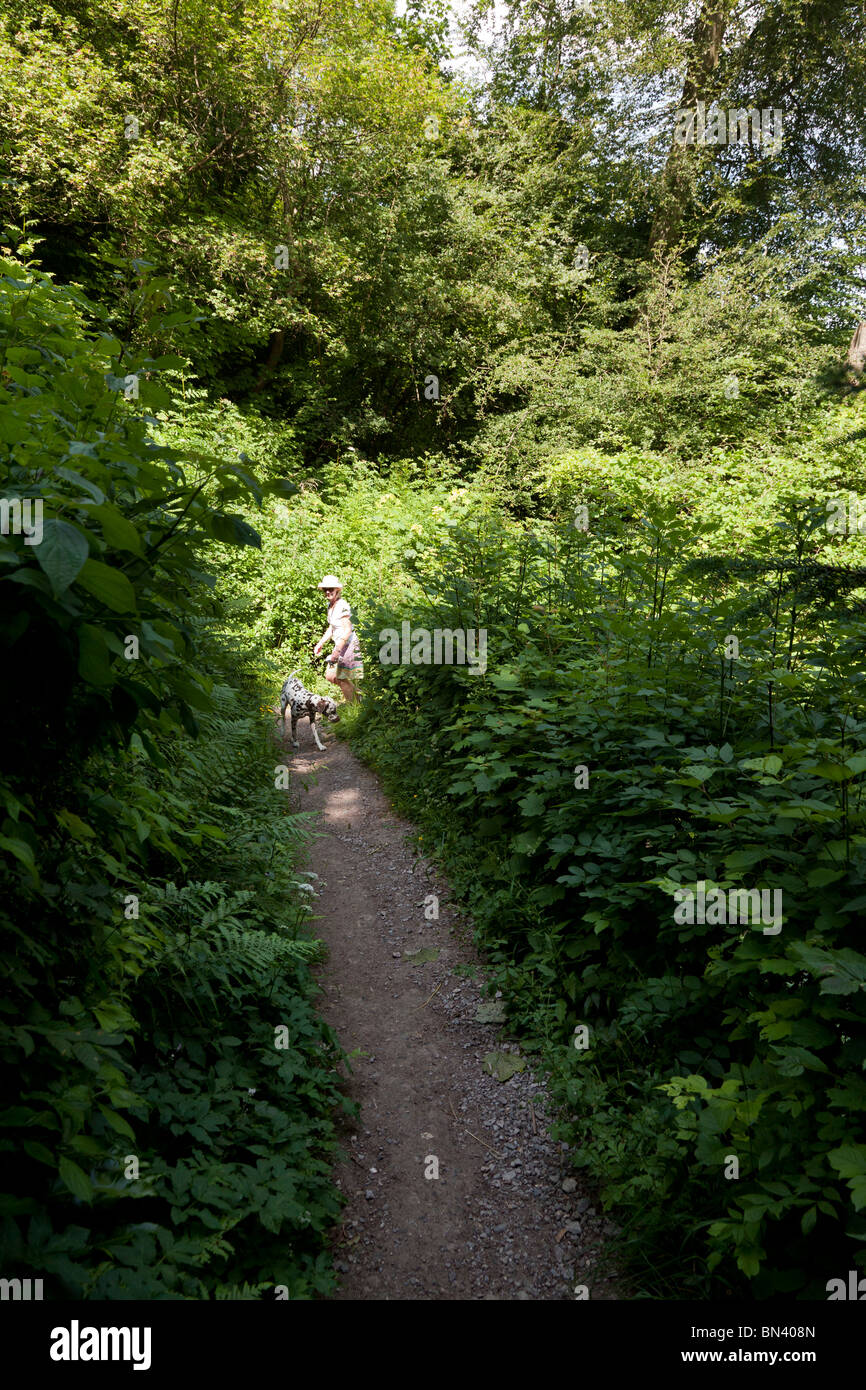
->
[213,1280,272,1300]
[161,919,325,976]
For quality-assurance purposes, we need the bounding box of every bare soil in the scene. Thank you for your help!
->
[280,715,619,1302]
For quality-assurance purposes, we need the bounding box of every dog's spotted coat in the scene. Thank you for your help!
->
[279,673,339,751]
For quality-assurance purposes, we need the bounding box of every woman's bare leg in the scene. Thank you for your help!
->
[337,677,358,704]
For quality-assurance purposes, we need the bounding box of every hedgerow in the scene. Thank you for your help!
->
[0,254,351,1298]
[345,477,866,1298]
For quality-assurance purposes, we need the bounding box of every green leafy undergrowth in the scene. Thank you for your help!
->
[0,667,354,1299]
[0,258,351,1298]
[346,498,866,1299]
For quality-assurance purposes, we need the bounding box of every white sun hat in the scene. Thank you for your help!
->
[316,575,343,590]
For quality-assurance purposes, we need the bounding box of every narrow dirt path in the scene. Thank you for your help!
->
[282,718,618,1301]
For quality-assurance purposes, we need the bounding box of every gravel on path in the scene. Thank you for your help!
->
[284,719,619,1301]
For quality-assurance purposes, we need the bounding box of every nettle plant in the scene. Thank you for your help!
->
[0,253,347,1297]
[349,494,866,1296]
[0,250,289,766]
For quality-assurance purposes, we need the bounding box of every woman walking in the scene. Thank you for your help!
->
[313,575,363,704]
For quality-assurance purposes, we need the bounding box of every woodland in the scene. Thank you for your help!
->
[1,0,865,1300]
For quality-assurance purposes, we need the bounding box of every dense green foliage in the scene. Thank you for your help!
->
[2,0,865,1301]
[344,446,866,1297]
[0,256,351,1297]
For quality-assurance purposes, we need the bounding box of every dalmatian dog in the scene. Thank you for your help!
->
[279,673,339,751]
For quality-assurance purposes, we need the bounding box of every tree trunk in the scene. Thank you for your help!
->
[648,1,732,257]
[846,322,866,375]
[252,328,286,393]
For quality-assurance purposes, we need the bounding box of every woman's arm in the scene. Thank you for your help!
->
[313,622,333,656]
[327,616,353,663]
